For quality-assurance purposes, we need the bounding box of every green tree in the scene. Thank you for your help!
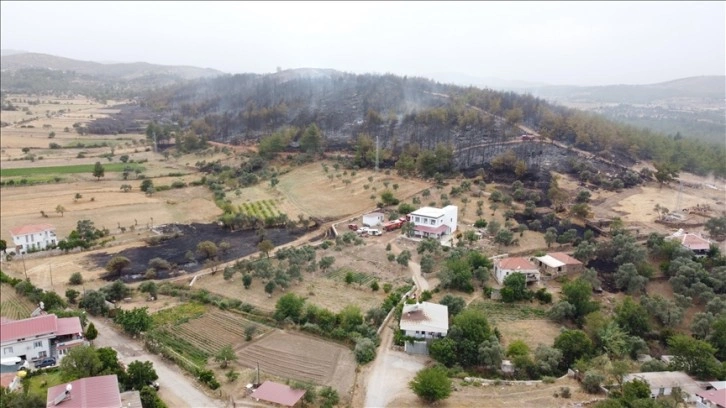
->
[501,272,528,303]
[92,161,105,180]
[668,334,720,379]
[242,274,252,289]
[318,256,335,272]
[534,345,563,376]
[0,387,46,407]
[257,239,274,258]
[439,295,466,317]
[125,360,159,391]
[105,256,131,278]
[274,293,306,323]
[614,297,650,336]
[614,263,648,294]
[506,340,530,358]
[79,290,109,316]
[554,330,593,370]
[708,316,726,361]
[214,345,238,369]
[140,179,154,193]
[410,366,452,403]
[59,345,103,381]
[65,288,80,304]
[622,378,652,403]
[102,280,131,302]
[300,123,323,154]
[96,347,123,376]
[478,335,504,368]
[705,216,726,239]
[264,281,276,295]
[114,307,152,335]
[354,338,377,364]
[140,386,167,408]
[429,338,457,367]
[196,241,218,260]
[84,322,98,341]
[396,250,411,267]
[319,386,339,408]
[561,278,599,324]
[55,204,66,217]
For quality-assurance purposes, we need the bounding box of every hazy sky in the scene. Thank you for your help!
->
[1,1,724,86]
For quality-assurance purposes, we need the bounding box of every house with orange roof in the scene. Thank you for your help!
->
[493,256,540,285]
[9,223,57,255]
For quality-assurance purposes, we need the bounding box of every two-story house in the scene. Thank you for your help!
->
[400,302,449,354]
[408,206,458,239]
[1,314,85,365]
[9,224,57,255]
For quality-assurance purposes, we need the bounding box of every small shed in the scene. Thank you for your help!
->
[250,381,305,407]
[501,360,514,374]
[362,212,385,227]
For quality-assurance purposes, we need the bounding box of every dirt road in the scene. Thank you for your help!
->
[363,320,426,408]
[89,317,225,408]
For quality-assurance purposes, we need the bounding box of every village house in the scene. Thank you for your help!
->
[9,223,57,255]
[408,205,458,239]
[250,381,306,407]
[400,302,449,354]
[533,252,584,278]
[697,387,726,408]
[46,374,124,408]
[623,371,707,404]
[666,229,712,257]
[493,257,540,285]
[362,212,385,227]
[1,314,85,365]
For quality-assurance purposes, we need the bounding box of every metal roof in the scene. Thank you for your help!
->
[0,314,57,343]
[46,374,121,408]
[496,257,538,271]
[56,317,83,337]
[410,206,446,218]
[535,255,565,268]
[548,252,582,265]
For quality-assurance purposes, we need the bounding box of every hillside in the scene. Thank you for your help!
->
[528,76,726,144]
[140,69,726,178]
[0,52,224,97]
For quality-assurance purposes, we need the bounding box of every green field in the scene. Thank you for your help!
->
[0,163,145,178]
[238,199,283,219]
[26,370,64,398]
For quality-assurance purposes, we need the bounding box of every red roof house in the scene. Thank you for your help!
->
[250,381,305,407]
[493,257,540,284]
[0,314,58,343]
[46,375,121,408]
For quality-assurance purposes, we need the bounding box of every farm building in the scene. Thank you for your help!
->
[666,229,712,257]
[9,223,57,255]
[46,374,122,408]
[533,252,583,278]
[408,205,458,239]
[623,371,706,404]
[1,314,85,365]
[362,212,385,227]
[493,257,540,285]
[400,302,448,354]
[250,381,305,407]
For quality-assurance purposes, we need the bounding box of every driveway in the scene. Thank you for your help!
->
[89,317,224,408]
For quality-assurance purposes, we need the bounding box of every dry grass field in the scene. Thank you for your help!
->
[277,161,430,220]
[389,376,601,408]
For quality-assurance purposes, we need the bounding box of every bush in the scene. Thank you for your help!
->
[581,371,604,394]
[69,272,83,285]
[354,338,377,364]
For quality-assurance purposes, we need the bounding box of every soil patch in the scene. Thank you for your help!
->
[86,223,306,281]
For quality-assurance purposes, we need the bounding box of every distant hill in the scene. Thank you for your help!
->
[1,52,223,80]
[0,49,28,57]
[426,71,549,91]
[0,52,224,98]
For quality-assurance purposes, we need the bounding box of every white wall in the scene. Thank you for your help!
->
[11,230,57,254]
[1,337,52,361]
[443,205,458,233]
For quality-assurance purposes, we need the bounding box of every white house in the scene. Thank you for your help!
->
[362,212,385,227]
[623,371,705,404]
[9,223,57,255]
[400,302,449,354]
[1,314,85,365]
[493,257,540,285]
[408,206,458,239]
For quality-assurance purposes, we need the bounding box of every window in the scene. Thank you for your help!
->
[3,347,13,355]
[38,351,47,358]
[34,341,43,348]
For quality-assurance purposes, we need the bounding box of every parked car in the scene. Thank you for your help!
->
[148,380,160,390]
[34,357,56,369]
[368,229,382,236]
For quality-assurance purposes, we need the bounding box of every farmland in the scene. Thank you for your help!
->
[0,283,35,319]
[236,330,356,395]
[0,162,145,178]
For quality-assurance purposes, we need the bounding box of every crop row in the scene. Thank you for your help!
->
[174,326,227,355]
[239,200,281,219]
[152,329,209,366]
[0,300,33,320]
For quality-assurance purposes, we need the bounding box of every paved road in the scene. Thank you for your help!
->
[89,317,225,408]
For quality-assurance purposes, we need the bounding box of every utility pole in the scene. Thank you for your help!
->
[49,262,53,288]
[21,253,27,280]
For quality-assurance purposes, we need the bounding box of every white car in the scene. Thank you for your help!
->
[368,229,382,236]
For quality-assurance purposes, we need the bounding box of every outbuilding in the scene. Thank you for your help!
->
[362,212,385,228]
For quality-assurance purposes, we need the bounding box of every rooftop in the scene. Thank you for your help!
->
[697,388,726,407]
[46,374,121,408]
[400,302,449,333]
[534,255,565,269]
[623,371,705,397]
[250,381,306,407]
[1,314,57,343]
[56,317,83,337]
[410,206,446,218]
[10,223,56,237]
[548,252,582,265]
[496,257,538,271]
[667,229,712,250]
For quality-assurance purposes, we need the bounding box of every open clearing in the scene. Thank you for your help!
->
[389,376,600,407]
[237,330,356,396]
[277,161,430,219]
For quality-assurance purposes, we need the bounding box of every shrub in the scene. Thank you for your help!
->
[581,371,604,394]
[354,338,377,364]
[69,272,83,285]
